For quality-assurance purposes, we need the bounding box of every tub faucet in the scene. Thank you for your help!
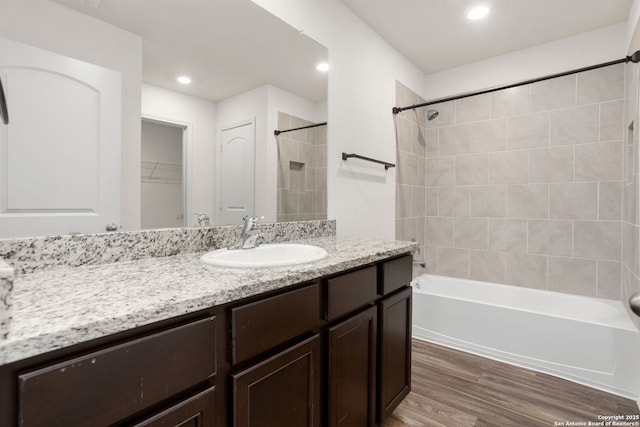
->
[229,215,262,250]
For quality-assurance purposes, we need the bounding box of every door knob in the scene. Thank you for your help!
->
[630,292,640,317]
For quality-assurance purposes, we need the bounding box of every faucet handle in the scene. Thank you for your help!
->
[193,213,210,226]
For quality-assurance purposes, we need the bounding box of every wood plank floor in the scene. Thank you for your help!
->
[383,339,640,427]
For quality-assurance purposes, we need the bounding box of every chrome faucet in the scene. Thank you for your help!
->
[229,215,262,249]
[193,213,210,227]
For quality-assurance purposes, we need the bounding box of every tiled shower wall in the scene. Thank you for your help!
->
[623,62,640,328]
[396,63,630,301]
[276,112,327,222]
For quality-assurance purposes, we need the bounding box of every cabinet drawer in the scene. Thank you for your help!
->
[133,386,216,427]
[380,255,412,295]
[232,283,320,365]
[18,316,217,427]
[326,266,377,320]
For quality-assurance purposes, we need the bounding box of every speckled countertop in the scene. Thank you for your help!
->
[0,237,415,366]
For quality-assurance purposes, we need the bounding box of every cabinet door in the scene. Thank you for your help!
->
[133,387,216,427]
[328,306,377,427]
[232,335,321,427]
[378,287,412,423]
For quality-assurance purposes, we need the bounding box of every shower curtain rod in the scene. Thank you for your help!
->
[274,121,327,136]
[392,50,640,115]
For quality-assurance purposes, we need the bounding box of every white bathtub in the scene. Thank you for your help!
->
[412,274,640,399]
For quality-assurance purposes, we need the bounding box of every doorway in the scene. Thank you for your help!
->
[140,118,188,229]
[219,119,255,225]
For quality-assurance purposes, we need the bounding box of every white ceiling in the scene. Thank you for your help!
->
[53,0,328,103]
[340,0,633,74]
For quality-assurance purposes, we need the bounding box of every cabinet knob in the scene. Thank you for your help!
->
[105,223,119,232]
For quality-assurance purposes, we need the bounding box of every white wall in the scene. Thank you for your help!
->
[252,0,426,239]
[627,0,640,52]
[422,23,627,102]
[141,84,217,226]
[0,0,143,230]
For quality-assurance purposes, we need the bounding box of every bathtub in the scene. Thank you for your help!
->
[411,274,640,399]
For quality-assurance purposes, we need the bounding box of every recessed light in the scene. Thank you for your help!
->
[316,62,329,72]
[467,6,490,20]
[177,75,192,85]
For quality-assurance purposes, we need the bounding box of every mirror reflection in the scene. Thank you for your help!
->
[0,0,327,238]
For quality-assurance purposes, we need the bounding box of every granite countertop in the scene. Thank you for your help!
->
[0,237,415,366]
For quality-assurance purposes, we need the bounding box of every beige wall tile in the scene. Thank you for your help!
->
[507,112,550,149]
[599,181,622,221]
[507,184,549,218]
[426,157,455,187]
[489,151,529,184]
[549,182,597,219]
[397,150,419,186]
[470,250,506,283]
[424,245,439,274]
[316,168,327,191]
[455,218,488,249]
[506,253,547,289]
[426,217,455,247]
[425,128,439,158]
[622,266,640,328]
[575,141,623,182]
[600,100,624,142]
[528,220,573,256]
[623,223,640,277]
[550,105,599,146]
[597,260,621,300]
[439,124,470,156]
[437,247,470,278]
[489,219,527,252]
[530,75,576,112]
[456,93,491,123]
[529,146,574,183]
[574,221,621,261]
[491,86,529,118]
[469,118,507,153]
[456,153,489,185]
[577,63,624,105]
[396,185,412,219]
[548,257,597,297]
[623,176,639,225]
[396,116,420,154]
[396,217,424,244]
[425,187,439,216]
[299,191,314,213]
[314,144,326,168]
[470,185,507,217]
[411,186,426,218]
[439,187,469,217]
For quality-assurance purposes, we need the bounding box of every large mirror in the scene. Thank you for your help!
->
[0,0,327,238]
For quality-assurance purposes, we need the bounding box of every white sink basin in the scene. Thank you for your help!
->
[200,243,328,268]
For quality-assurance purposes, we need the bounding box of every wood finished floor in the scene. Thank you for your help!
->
[383,339,640,427]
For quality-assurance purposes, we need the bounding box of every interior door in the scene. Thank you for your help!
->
[219,120,255,225]
[0,36,121,237]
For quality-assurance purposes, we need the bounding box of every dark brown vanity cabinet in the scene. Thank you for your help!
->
[378,255,413,423]
[232,335,322,427]
[230,283,322,427]
[327,306,377,427]
[13,316,218,427]
[0,253,413,427]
